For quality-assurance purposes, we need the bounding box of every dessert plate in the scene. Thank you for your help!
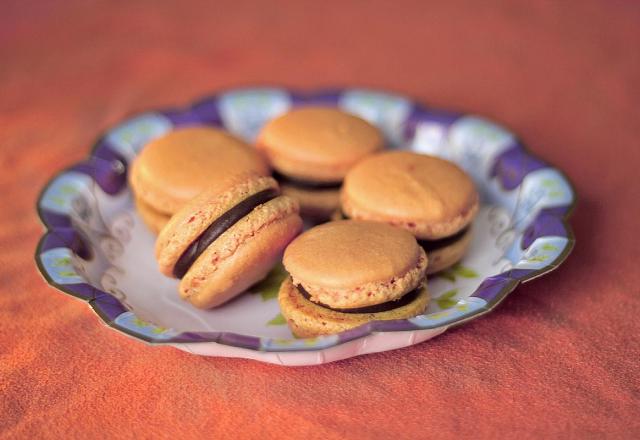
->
[35,87,575,366]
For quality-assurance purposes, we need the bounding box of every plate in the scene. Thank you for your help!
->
[35,87,575,366]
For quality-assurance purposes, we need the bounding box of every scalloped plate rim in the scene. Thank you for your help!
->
[34,86,577,357]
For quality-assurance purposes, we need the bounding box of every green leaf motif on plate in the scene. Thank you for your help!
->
[51,196,66,207]
[253,263,287,301]
[438,270,456,282]
[541,178,557,188]
[428,311,451,320]
[52,257,71,267]
[437,263,478,282]
[131,318,166,334]
[273,338,293,346]
[436,289,459,309]
[121,131,135,143]
[59,185,78,195]
[528,255,549,263]
[453,264,478,278]
[133,317,149,327]
[267,313,287,326]
[139,122,154,135]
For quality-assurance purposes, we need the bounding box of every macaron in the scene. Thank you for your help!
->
[156,174,302,309]
[341,151,479,274]
[129,126,269,233]
[134,194,170,235]
[256,107,384,221]
[279,220,429,337]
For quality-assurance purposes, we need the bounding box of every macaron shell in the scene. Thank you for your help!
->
[279,277,430,338]
[256,107,383,182]
[155,174,278,276]
[280,183,340,221]
[130,126,269,214]
[426,227,473,275]
[329,209,344,222]
[180,195,302,308]
[134,196,170,234]
[283,220,428,308]
[341,151,479,239]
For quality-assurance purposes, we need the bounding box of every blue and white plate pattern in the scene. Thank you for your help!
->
[35,87,575,366]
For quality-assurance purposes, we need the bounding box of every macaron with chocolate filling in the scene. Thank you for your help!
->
[256,107,384,221]
[156,174,302,309]
[134,194,171,234]
[129,126,269,233]
[341,151,479,274]
[279,220,429,337]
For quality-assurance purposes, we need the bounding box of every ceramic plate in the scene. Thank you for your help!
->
[35,87,575,366]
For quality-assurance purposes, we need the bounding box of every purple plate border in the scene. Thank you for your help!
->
[35,87,576,352]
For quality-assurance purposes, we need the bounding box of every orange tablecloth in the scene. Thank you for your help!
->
[2,1,639,438]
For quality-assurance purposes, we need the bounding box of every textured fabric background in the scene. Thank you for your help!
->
[1,1,639,438]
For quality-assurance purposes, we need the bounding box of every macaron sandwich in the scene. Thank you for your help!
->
[127,106,478,340]
[341,151,479,274]
[156,174,302,309]
[129,126,269,233]
[257,107,384,221]
[279,220,430,337]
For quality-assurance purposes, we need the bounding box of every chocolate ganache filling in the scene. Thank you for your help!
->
[418,227,469,253]
[173,189,278,278]
[272,171,342,190]
[298,285,420,314]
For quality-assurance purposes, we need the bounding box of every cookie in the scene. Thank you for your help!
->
[133,195,170,234]
[280,220,429,337]
[155,174,302,309]
[341,151,479,273]
[278,277,429,338]
[256,107,383,221]
[129,126,269,233]
[279,183,340,221]
[421,225,473,274]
